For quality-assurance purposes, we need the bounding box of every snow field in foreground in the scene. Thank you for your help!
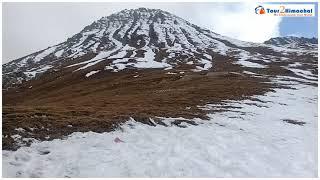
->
[2,78,317,177]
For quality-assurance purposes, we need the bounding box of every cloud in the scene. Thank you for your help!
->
[176,2,282,43]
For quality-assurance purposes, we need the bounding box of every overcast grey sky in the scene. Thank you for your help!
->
[2,2,282,63]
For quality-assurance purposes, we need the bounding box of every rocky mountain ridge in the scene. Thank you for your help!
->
[3,8,317,89]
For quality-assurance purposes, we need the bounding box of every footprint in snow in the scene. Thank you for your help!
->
[114,137,124,143]
[38,150,50,155]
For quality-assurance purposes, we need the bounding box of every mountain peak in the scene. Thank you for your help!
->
[115,7,172,15]
[3,8,318,89]
[98,8,175,22]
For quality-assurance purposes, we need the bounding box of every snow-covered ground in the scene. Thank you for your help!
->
[2,75,317,177]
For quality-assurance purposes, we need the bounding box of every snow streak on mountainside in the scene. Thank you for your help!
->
[3,8,317,88]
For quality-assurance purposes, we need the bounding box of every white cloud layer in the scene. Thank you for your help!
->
[177,2,282,43]
[3,2,282,63]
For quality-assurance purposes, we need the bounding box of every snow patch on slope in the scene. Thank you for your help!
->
[85,70,100,77]
[134,49,171,69]
[235,51,266,68]
[33,46,57,63]
[24,65,53,78]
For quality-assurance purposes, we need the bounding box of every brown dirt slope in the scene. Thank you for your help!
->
[3,55,307,150]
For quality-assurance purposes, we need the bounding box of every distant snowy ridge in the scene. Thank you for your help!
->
[264,36,318,50]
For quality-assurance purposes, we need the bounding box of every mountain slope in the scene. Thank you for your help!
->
[3,8,226,87]
[3,8,317,89]
[2,8,318,151]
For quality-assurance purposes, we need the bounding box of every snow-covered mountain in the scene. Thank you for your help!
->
[2,8,318,88]
[264,36,318,50]
[2,8,318,177]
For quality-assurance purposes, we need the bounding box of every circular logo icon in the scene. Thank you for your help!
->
[255,5,266,14]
